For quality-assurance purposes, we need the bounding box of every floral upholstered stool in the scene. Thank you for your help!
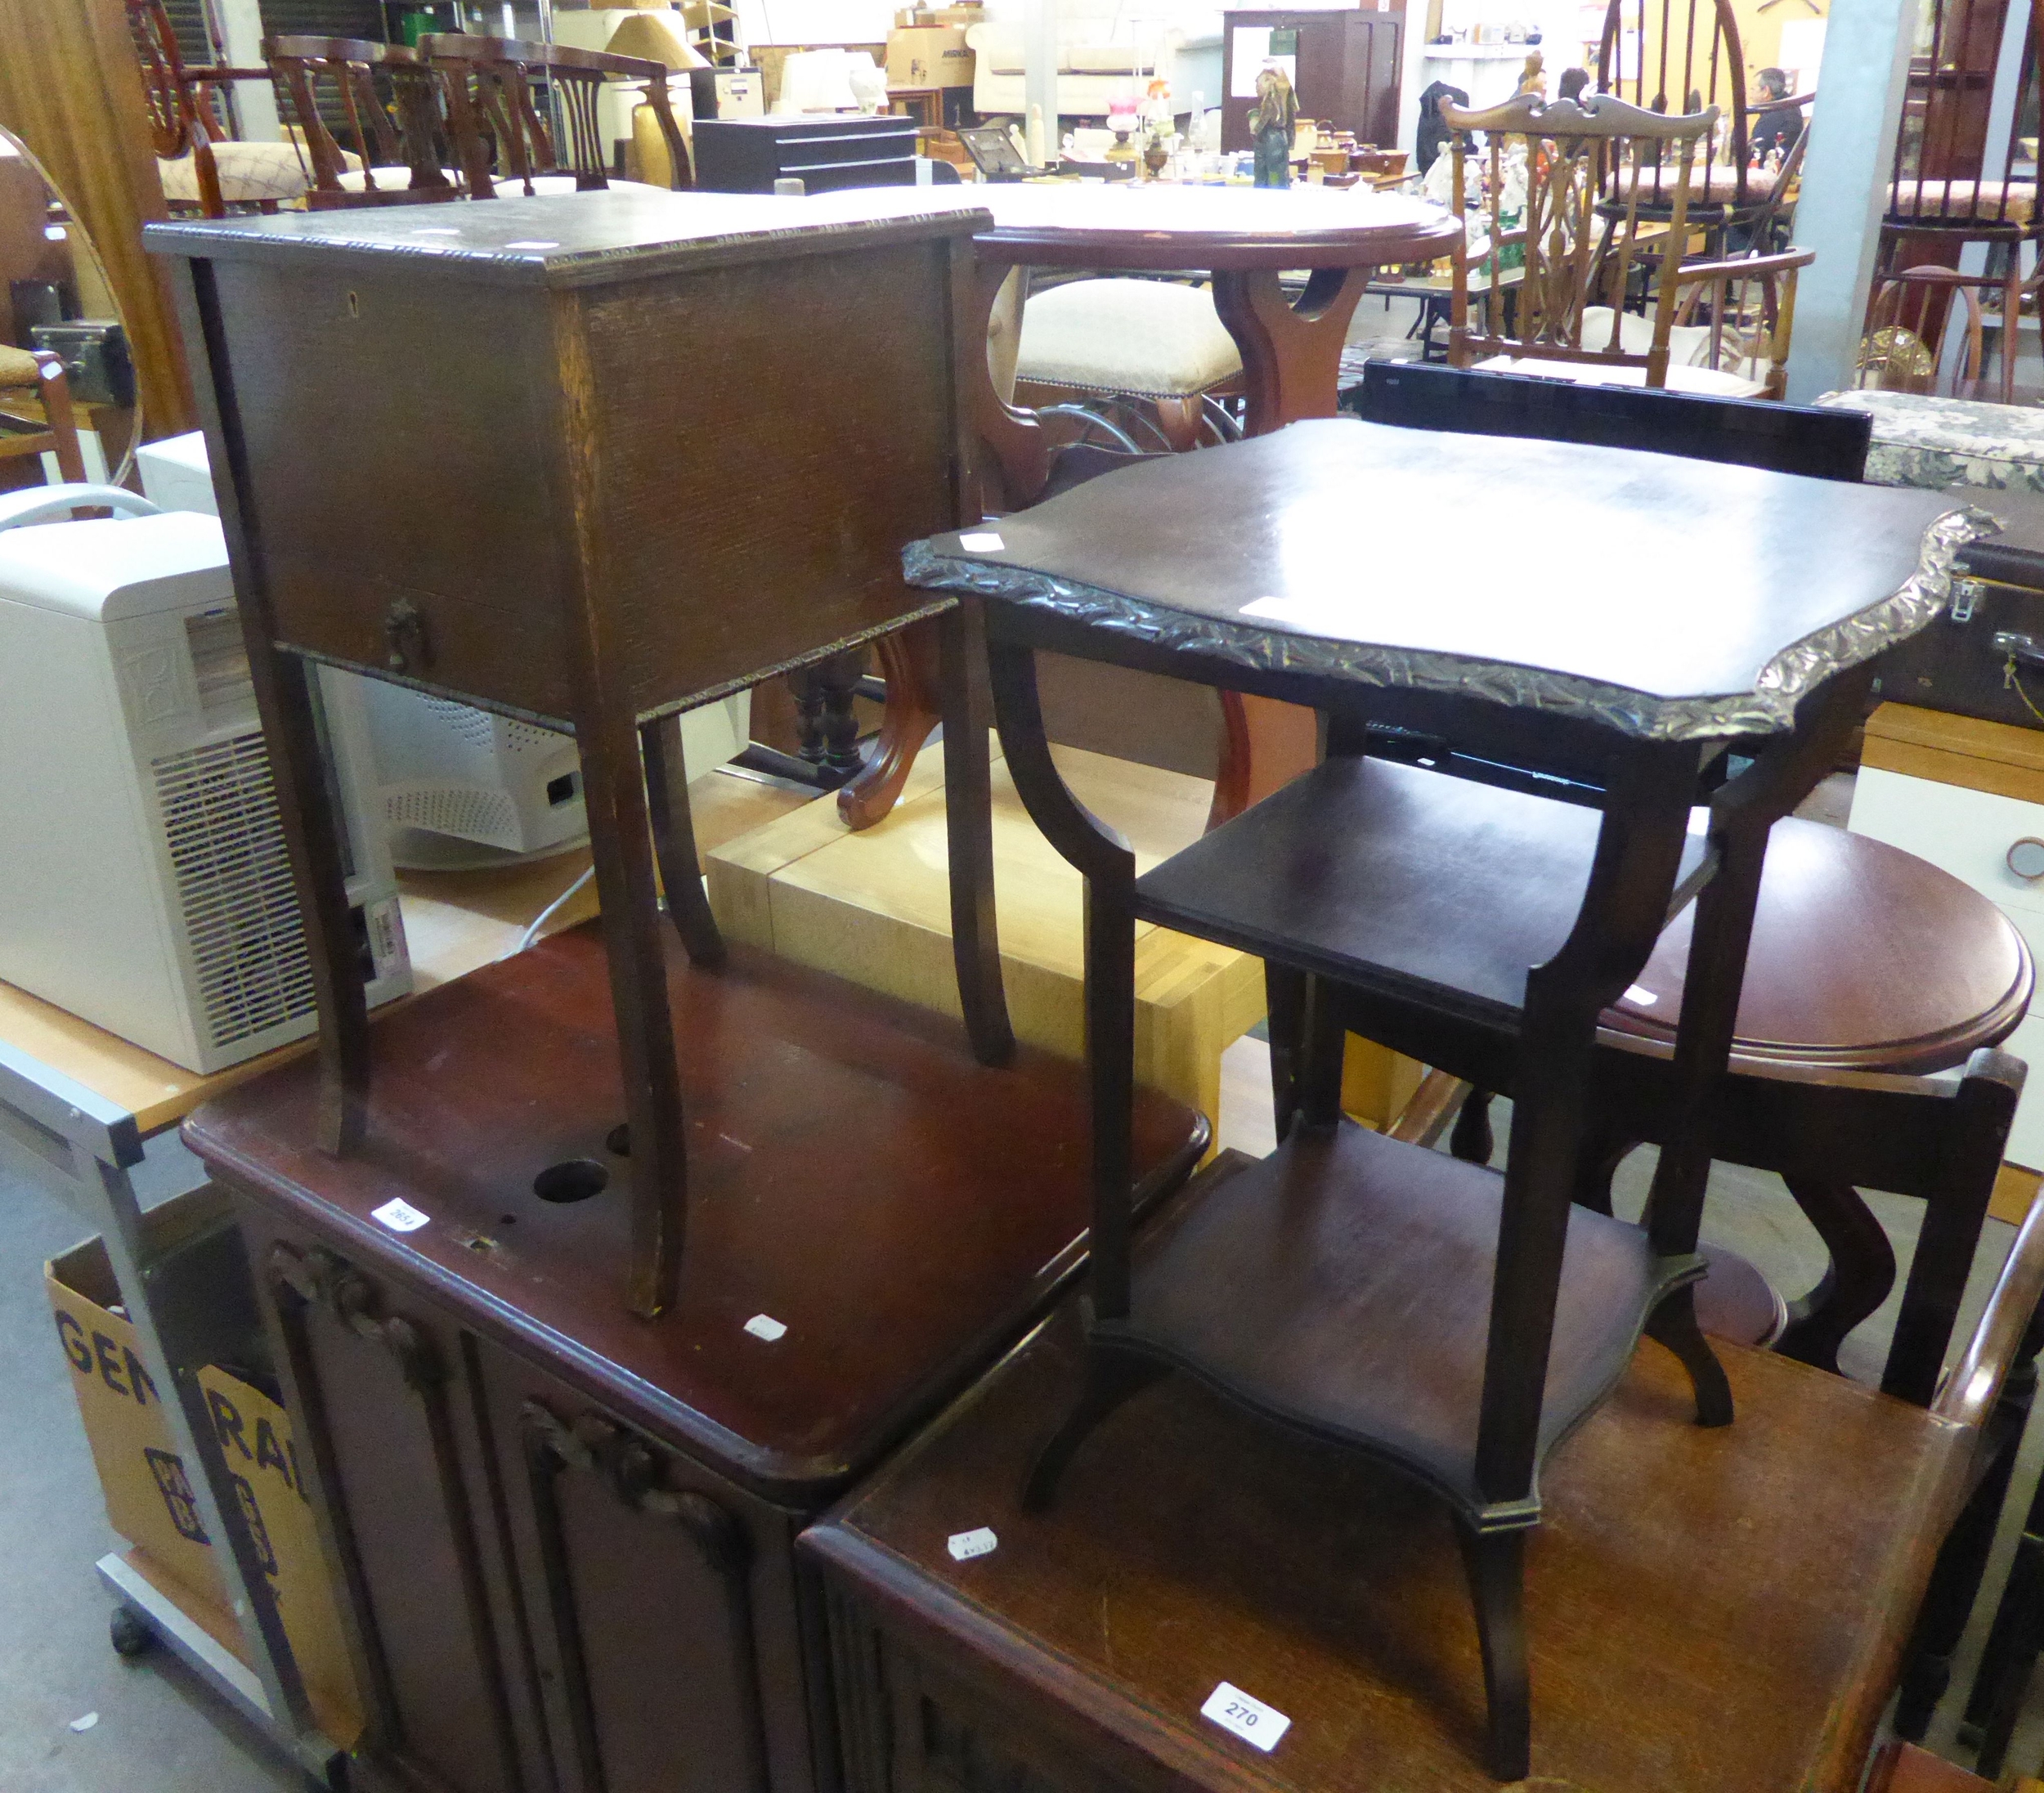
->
[1815,388,2044,491]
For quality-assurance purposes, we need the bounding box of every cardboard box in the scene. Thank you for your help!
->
[47,1190,362,1746]
[887,25,975,87]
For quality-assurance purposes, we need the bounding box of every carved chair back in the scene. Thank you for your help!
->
[1594,0,1752,208]
[266,37,459,208]
[1444,93,1716,389]
[418,34,692,198]
[126,0,209,159]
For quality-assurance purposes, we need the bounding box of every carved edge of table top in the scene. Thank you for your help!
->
[906,507,1997,743]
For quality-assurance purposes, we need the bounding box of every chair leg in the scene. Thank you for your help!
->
[1773,1178,1896,1378]
[1457,1526,1531,1783]
[1151,393,1205,453]
[1450,1088,1494,1164]
[1963,1458,2044,1778]
[1571,1129,1632,1217]
[1021,1345,1172,1513]
[1645,1284,1735,1427]
[1896,1356,2037,1739]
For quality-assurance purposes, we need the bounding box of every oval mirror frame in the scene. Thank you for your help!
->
[0,123,143,488]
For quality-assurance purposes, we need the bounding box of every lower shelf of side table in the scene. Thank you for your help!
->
[1105,1123,1704,1523]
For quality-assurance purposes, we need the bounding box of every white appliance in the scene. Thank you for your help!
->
[138,431,749,870]
[141,431,591,870]
[362,679,590,869]
[0,491,410,1073]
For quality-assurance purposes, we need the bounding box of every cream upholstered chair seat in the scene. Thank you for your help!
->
[0,344,42,387]
[1016,277,1242,399]
[158,139,311,205]
[335,163,460,191]
[493,173,669,197]
[1473,303,1768,399]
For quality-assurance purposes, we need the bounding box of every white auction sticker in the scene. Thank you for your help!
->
[370,1197,429,1234]
[959,531,1005,552]
[1622,984,1656,1006]
[946,1526,997,1562]
[1200,1682,1290,1752]
[744,1314,788,1342]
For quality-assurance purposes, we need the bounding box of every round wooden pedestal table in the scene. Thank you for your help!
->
[838,182,1464,832]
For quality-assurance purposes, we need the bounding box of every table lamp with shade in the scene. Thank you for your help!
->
[602,11,710,188]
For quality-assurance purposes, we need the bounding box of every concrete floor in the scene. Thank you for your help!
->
[0,1135,305,1793]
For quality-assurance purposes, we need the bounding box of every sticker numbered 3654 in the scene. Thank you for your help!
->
[1199,1681,1291,1752]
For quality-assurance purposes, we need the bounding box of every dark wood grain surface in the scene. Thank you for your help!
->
[806,1293,1974,1792]
[914,419,1964,724]
[1132,753,1703,1025]
[184,923,1204,1504]
[1109,1127,1695,1513]
[146,186,994,285]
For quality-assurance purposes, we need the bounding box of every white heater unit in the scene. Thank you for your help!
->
[0,500,410,1073]
[140,432,747,870]
[357,675,590,869]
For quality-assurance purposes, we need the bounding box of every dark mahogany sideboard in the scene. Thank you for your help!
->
[187,928,1204,1793]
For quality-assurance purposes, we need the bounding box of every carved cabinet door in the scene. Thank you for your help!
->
[475,1345,816,1793]
[254,1221,555,1793]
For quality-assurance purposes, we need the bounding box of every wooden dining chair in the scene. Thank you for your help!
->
[1880,0,2044,404]
[0,347,86,486]
[1593,0,1768,217]
[417,34,692,199]
[265,38,463,211]
[1444,92,1814,401]
[1863,263,1992,395]
[124,0,306,218]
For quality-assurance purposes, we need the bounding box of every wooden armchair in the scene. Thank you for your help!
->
[417,34,692,199]
[125,0,305,217]
[1444,92,1812,398]
[266,38,462,210]
[0,347,86,485]
[1862,263,1992,394]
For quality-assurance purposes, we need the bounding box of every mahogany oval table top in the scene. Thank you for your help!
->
[1606,816,2033,1071]
[907,419,1970,742]
[966,182,1464,270]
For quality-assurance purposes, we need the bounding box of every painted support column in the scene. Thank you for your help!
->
[1784,0,1915,401]
[1024,0,1059,159]
[208,0,282,140]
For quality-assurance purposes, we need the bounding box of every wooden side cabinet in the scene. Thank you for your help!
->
[247,1204,826,1793]
[1221,7,1406,154]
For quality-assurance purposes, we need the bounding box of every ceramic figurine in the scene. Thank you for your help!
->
[1252,61,1298,188]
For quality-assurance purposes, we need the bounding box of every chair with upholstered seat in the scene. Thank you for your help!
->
[125,0,307,217]
[1445,92,1813,401]
[0,346,85,486]
[420,34,692,199]
[266,37,464,210]
[1014,276,1244,454]
[1876,0,2044,403]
